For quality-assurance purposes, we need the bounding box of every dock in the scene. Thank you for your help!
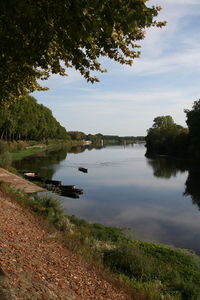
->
[0,168,45,193]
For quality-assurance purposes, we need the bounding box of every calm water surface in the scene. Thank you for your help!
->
[14,144,200,254]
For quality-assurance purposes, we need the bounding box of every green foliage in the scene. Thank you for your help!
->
[152,116,175,128]
[146,99,200,158]
[68,131,86,141]
[103,242,155,281]
[132,280,179,300]
[68,215,126,243]
[0,96,68,141]
[185,99,200,154]
[0,0,165,103]
[0,141,9,154]
[2,184,200,299]
[90,223,126,243]
[146,116,188,156]
[11,147,44,161]
[0,151,12,168]
[30,194,64,225]
[0,141,12,168]
[2,184,65,226]
[102,241,200,299]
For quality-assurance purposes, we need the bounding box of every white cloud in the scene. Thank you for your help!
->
[33,0,200,136]
[159,0,200,4]
[42,86,197,135]
[125,47,200,76]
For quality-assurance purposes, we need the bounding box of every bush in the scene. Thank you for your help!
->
[102,241,200,299]
[30,194,64,225]
[102,242,156,281]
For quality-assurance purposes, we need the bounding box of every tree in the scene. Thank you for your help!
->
[0,96,69,140]
[152,116,174,128]
[185,99,200,152]
[0,0,165,104]
[146,116,187,156]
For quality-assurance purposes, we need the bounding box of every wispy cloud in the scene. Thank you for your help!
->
[43,87,197,135]
[124,47,200,76]
[33,1,200,136]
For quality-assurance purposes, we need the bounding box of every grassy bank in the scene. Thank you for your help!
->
[1,183,200,300]
[11,146,46,161]
[0,139,85,165]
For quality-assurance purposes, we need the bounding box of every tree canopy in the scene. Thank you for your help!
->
[0,0,165,104]
[185,99,200,151]
[0,96,68,140]
[146,116,188,156]
[152,116,174,129]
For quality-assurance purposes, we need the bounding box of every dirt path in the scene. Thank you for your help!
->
[0,168,44,193]
[0,191,131,300]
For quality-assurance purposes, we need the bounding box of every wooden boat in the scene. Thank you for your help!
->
[60,190,80,198]
[78,167,88,173]
[59,185,83,194]
[45,179,61,186]
[23,172,44,182]
[59,185,76,189]
[23,172,38,177]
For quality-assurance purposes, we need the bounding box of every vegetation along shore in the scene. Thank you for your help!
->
[0,96,200,299]
[0,171,200,299]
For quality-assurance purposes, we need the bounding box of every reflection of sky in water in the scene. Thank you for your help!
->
[22,145,200,253]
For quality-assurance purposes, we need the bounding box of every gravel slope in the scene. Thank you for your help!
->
[0,191,131,300]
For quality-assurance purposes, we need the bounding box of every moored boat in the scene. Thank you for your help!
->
[60,190,80,198]
[59,185,83,194]
[78,167,88,173]
[45,179,61,186]
[23,172,44,182]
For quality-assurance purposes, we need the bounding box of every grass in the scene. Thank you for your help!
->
[102,241,200,299]
[10,140,78,161]
[0,139,88,164]
[1,183,200,300]
[11,147,45,161]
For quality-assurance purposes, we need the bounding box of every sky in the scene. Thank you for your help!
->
[33,0,200,136]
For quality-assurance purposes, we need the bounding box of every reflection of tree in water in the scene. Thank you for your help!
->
[13,147,68,179]
[70,146,87,154]
[13,145,89,179]
[147,157,188,179]
[148,155,200,210]
[184,167,200,210]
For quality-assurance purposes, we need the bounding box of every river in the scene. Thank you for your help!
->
[13,143,200,254]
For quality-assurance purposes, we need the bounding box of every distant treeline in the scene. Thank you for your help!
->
[145,99,200,157]
[0,95,144,144]
[68,131,144,145]
[0,96,69,140]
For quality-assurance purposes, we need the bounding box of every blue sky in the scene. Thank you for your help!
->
[33,0,200,136]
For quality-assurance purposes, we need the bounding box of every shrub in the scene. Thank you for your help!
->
[102,241,200,299]
[102,242,156,281]
[30,194,64,225]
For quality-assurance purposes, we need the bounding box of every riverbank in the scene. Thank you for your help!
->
[0,182,200,300]
[0,140,87,169]
[10,140,84,162]
[0,185,131,300]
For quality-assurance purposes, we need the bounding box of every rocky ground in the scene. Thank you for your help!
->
[0,190,132,300]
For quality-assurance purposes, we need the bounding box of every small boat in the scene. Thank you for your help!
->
[60,190,80,198]
[23,172,38,177]
[59,185,83,194]
[23,172,44,182]
[45,179,62,186]
[78,167,88,173]
[59,185,76,189]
